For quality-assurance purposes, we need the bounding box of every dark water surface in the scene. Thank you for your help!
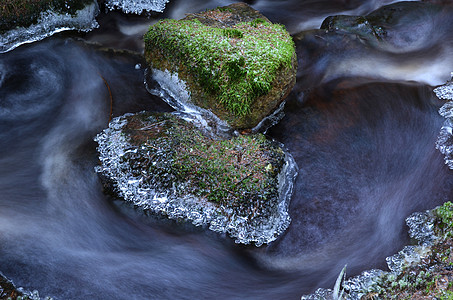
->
[1,0,453,299]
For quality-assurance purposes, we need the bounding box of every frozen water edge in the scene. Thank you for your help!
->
[105,0,169,14]
[145,68,287,137]
[301,76,453,298]
[301,210,439,299]
[145,68,233,139]
[94,114,298,246]
[434,76,453,169]
[0,1,99,53]
[0,271,52,300]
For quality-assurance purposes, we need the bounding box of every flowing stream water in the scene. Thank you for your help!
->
[1,0,453,299]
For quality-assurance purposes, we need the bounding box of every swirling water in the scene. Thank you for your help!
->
[1,0,453,299]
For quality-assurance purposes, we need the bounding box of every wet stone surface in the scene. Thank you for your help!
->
[94,111,297,246]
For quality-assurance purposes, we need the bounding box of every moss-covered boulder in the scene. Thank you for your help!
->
[144,3,297,130]
[95,112,297,246]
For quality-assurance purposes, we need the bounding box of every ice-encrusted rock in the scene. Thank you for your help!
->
[434,74,453,169]
[300,207,440,299]
[434,73,453,100]
[342,269,386,299]
[0,271,52,300]
[104,0,168,14]
[406,210,437,246]
[300,288,335,300]
[94,112,297,246]
[0,1,99,53]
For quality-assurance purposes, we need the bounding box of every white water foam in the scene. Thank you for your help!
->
[0,1,99,53]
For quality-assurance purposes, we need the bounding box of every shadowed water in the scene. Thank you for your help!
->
[1,0,453,299]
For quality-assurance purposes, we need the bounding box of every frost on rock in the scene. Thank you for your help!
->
[434,74,453,169]
[94,112,297,246]
[406,210,437,246]
[300,287,334,300]
[300,208,440,299]
[342,269,386,299]
[0,271,53,300]
[434,73,453,100]
[145,68,233,139]
[0,1,99,53]
[104,0,168,14]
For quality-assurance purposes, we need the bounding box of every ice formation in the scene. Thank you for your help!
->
[301,209,440,299]
[434,75,453,169]
[94,113,298,246]
[104,0,168,14]
[146,68,287,136]
[302,75,453,299]
[0,1,99,53]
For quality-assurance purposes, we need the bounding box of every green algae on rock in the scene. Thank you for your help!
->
[94,111,297,246]
[144,3,297,130]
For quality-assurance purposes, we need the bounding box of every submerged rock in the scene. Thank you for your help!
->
[320,1,444,52]
[302,202,453,299]
[0,272,21,299]
[144,3,297,130]
[0,0,99,52]
[94,111,297,246]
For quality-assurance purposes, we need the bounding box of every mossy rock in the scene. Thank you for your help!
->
[95,111,295,245]
[0,0,92,33]
[144,3,297,130]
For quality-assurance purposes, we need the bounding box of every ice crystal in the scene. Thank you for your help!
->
[0,1,99,53]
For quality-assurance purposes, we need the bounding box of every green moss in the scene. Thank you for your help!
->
[222,27,243,39]
[0,0,91,33]
[144,17,295,117]
[435,201,453,237]
[123,113,284,208]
